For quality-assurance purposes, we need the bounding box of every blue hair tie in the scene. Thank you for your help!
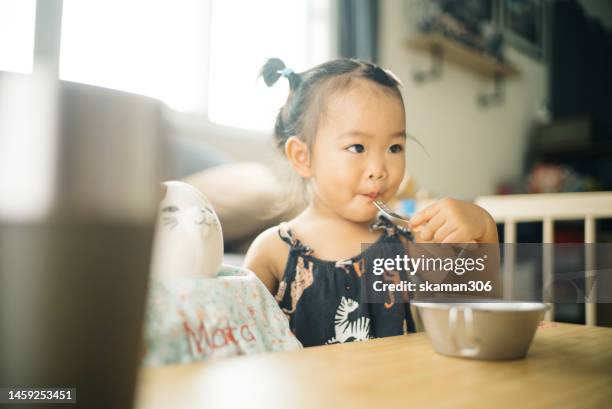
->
[277,67,294,78]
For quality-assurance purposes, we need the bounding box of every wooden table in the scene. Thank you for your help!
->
[134,323,612,409]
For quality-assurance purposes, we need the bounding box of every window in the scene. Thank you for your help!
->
[59,0,208,112]
[0,0,37,74]
[207,0,331,131]
[58,0,331,130]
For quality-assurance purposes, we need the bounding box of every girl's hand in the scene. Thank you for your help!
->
[409,198,498,244]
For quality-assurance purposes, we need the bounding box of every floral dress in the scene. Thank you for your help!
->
[274,214,416,347]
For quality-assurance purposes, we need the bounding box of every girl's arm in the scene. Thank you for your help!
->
[243,226,286,294]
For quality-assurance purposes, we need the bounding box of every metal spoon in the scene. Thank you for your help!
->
[374,200,422,232]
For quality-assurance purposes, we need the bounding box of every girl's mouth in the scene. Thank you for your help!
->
[361,192,380,201]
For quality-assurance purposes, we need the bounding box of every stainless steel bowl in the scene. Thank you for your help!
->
[413,301,550,360]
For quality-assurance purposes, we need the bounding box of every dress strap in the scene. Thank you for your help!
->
[370,214,414,242]
[277,222,314,255]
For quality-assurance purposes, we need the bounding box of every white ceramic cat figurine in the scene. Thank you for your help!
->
[150,181,223,278]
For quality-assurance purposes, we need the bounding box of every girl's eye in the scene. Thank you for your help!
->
[389,144,404,153]
[347,144,365,153]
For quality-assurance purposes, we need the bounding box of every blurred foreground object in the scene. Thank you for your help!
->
[0,70,165,408]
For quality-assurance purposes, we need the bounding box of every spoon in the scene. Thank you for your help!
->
[374,200,473,256]
[373,200,422,232]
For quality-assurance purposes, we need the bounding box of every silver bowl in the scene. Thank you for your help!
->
[413,301,550,360]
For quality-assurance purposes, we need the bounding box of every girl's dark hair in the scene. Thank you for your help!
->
[259,58,403,153]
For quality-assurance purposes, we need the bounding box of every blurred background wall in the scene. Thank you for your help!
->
[381,0,548,200]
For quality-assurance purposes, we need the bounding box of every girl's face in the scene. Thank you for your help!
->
[308,79,406,223]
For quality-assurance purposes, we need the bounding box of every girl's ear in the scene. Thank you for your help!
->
[285,136,312,178]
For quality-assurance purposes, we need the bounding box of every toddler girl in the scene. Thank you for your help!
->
[244,58,498,347]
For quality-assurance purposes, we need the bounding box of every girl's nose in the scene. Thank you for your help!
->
[367,163,387,180]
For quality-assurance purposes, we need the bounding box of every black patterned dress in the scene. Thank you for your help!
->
[274,214,416,347]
